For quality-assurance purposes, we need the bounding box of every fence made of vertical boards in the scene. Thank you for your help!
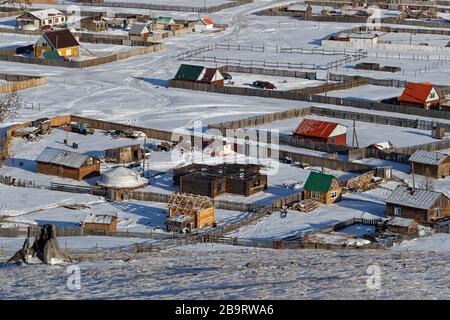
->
[169,79,450,121]
[0,43,164,69]
[0,73,48,93]
[77,0,252,12]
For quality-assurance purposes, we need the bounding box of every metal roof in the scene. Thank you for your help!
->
[36,147,90,169]
[303,171,337,193]
[387,217,416,228]
[26,9,65,20]
[409,150,448,165]
[84,213,116,225]
[386,185,443,210]
[128,23,149,35]
[293,118,346,139]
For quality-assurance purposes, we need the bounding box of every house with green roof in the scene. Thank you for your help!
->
[303,171,342,204]
[154,16,175,30]
[173,64,224,86]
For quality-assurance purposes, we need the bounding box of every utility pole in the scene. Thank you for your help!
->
[411,162,416,190]
[352,119,359,149]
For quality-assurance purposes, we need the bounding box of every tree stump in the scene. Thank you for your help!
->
[8,225,71,265]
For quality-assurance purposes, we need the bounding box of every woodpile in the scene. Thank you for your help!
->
[341,171,380,193]
[291,199,321,212]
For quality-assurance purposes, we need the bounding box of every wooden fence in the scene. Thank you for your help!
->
[78,0,253,12]
[0,73,48,93]
[0,43,164,69]
[219,65,313,79]
[168,79,450,120]
[288,78,368,95]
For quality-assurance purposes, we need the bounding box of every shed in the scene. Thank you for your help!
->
[386,186,450,223]
[409,150,450,179]
[293,119,347,145]
[83,213,118,235]
[167,193,215,230]
[399,82,440,109]
[386,216,419,235]
[36,147,100,180]
[303,171,342,205]
[105,144,143,163]
[97,167,148,201]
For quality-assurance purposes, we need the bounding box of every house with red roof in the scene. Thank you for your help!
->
[195,18,214,33]
[293,119,347,145]
[399,82,440,109]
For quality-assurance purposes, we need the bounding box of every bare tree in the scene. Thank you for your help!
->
[0,91,22,124]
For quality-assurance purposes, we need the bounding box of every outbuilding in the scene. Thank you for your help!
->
[83,213,118,235]
[409,150,450,179]
[105,144,143,163]
[174,64,224,86]
[386,216,419,235]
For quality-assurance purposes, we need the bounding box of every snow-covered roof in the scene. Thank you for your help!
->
[386,186,443,210]
[369,141,394,150]
[26,9,65,20]
[409,150,449,165]
[167,214,193,223]
[36,147,90,169]
[348,32,377,39]
[97,167,148,188]
[83,213,116,225]
[387,217,416,228]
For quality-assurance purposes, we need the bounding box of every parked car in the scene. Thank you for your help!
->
[223,72,232,80]
[252,80,276,90]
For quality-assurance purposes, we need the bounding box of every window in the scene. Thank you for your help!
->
[311,191,320,200]
[330,191,337,199]
[394,206,402,216]
[430,92,436,99]
[59,166,64,174]
[434,208,440,218]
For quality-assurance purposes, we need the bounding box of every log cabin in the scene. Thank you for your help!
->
[303,171,342,205]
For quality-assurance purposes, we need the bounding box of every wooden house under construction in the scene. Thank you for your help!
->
[166,193,215,233]
[173,163,267,198]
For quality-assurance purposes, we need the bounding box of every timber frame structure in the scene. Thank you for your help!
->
[168,193,214,216]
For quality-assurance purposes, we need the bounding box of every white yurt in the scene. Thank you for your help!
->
[97,167,148,201]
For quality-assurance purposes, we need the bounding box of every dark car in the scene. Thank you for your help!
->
[253,80,276,90]
[223,72,232,80]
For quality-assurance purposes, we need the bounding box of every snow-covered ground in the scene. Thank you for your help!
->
[229,188,389,240]
[0,244,449,299]
[321,84,404,101]
[395,234,450,253]
[0,185,104,218]
[247,114,446,147]
[225,73,326,91]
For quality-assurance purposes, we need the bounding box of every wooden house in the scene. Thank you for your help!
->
[166,193,214,232]
[173,163,267,198]
[17,9,66,30]
[293,119,347,145]
[128,23,150,38]
[80,16,108,32]
[431,124,446,139]
[386,185,450,223]
[83,213,118,235]
[35,29,80,59]
[154,16,175,30]
[105,144,143,163]
[36,147,100,180]
[194,18,214,32]
[399,82,440,109]
[174,64,224,86]
[409,150,450,179]
[367,141,395,151]
[97,167,148,201]
[386,216,419,235]
[303,171,342,205]
[286,3,313,19]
